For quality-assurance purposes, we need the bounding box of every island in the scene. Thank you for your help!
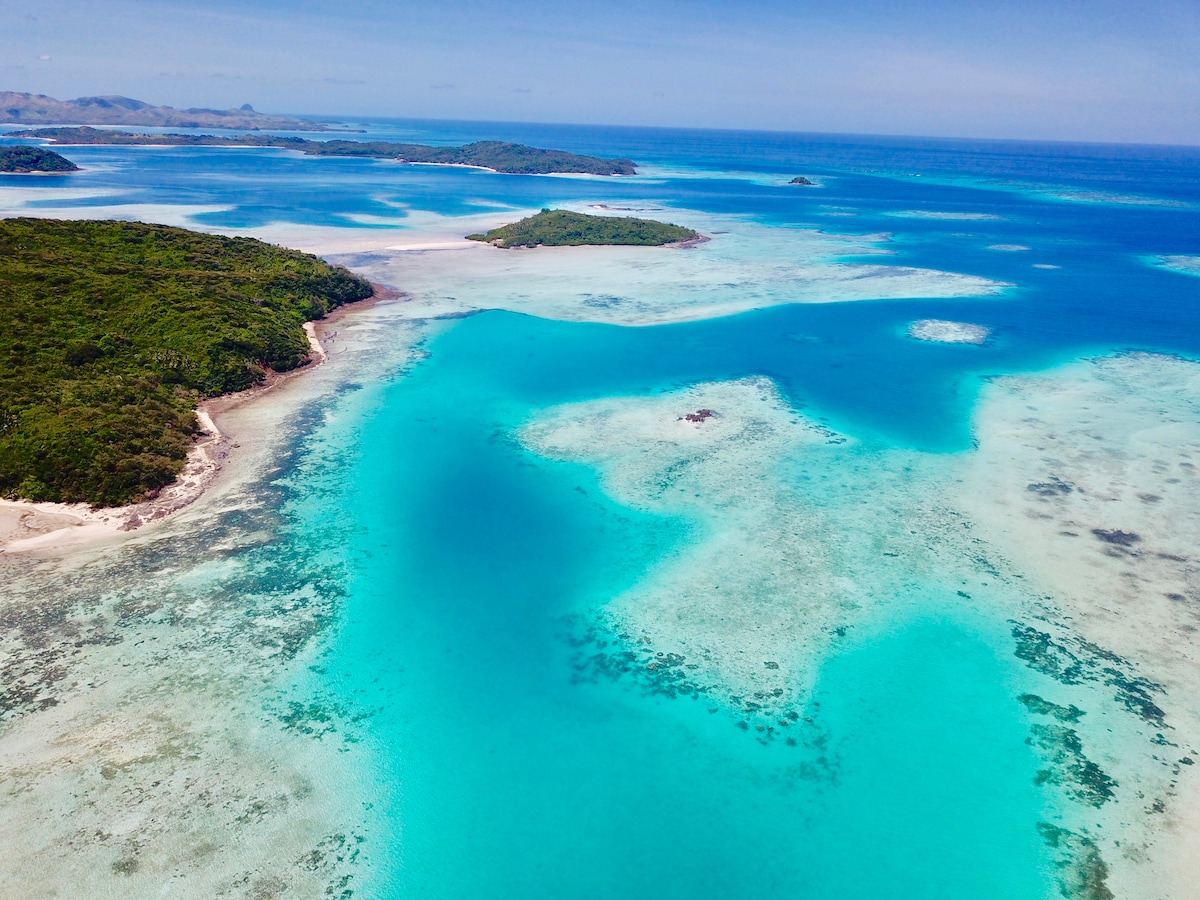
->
[15,127,638,176]
[466,209,700,248]
[0,218,374,507]
[789,176,815,185]
[0,91,331,131]
[0,146,78,173]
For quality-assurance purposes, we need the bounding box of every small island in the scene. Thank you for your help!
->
[16,127,637,176]
[466,208,700,248]
[0,146,78,174]
[0,218,373,507]
[789,176,815,185]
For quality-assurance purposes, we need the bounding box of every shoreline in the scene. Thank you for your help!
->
[0,169,78,176]
[1,230,1195,894]
[0,282,401,555]
[28,137,636,177]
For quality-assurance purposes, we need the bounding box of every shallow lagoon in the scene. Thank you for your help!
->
[318,310,1055,898]
[2,122,1199,897]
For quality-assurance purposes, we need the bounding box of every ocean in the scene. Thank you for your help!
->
[2,119,1199,898]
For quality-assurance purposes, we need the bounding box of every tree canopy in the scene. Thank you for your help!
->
[15,128,637,175]
[466,208,699,248]
[0,146,78,173]
[0,218,372,506]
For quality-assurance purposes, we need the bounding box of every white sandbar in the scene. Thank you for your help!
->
[907,319,991,344]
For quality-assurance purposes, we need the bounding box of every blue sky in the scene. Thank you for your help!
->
[2,0,1197,144]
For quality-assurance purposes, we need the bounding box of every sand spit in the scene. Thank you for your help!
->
[0,405,227,554]
[907,319,991,344]
[0,287,399,556]
[0,297,426,898]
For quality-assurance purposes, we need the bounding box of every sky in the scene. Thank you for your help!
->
[2,0,1198,144]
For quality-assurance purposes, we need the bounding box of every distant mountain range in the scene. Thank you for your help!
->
[0,91,330,131]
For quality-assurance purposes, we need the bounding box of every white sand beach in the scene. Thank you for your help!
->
[0,289,427,897]
[0,194,1194,897]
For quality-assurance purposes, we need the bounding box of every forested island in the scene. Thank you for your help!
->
[0,146,78,173]
[0,91,330,131]
[789,176,815,185]
[0,218,373,506]
[466,208,700,248]
[16,127,637,175]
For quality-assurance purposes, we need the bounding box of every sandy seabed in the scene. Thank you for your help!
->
[1,201,1197,897]
[519,353,1200,900]
[0,296,425,898]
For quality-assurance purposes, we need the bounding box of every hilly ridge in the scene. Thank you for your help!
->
[0,91,330,131]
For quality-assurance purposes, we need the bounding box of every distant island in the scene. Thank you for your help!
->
[15,127,637,175]
[789,176,815,185]
[0,146,77,173]
[0,90,330,131]
[0,218,373,507]
[466,208,700,248]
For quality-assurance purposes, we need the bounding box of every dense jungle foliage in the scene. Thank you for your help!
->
[0,146,78,173]
[0,218,372,506]
[14,128,637,175]
[466,208,699,248]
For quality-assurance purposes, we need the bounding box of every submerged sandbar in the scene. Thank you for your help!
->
[907,319,991,344]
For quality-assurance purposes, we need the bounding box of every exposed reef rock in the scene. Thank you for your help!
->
[907,319,990,344]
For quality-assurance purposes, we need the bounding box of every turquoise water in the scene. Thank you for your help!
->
[316,313,1053,898]
[6,121,1200,895]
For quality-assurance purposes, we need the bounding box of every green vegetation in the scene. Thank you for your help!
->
[789,176,815,185]
[466,208,698,248]
[15,127,637,175]
[0,146,78,173]
[0,218,372,506]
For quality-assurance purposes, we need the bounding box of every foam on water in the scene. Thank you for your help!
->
[888,210,1005,220]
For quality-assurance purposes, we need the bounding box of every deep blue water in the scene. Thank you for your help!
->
[4,121,1199,896]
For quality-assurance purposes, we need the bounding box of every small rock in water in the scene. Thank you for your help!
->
[1091,528,1140,547]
